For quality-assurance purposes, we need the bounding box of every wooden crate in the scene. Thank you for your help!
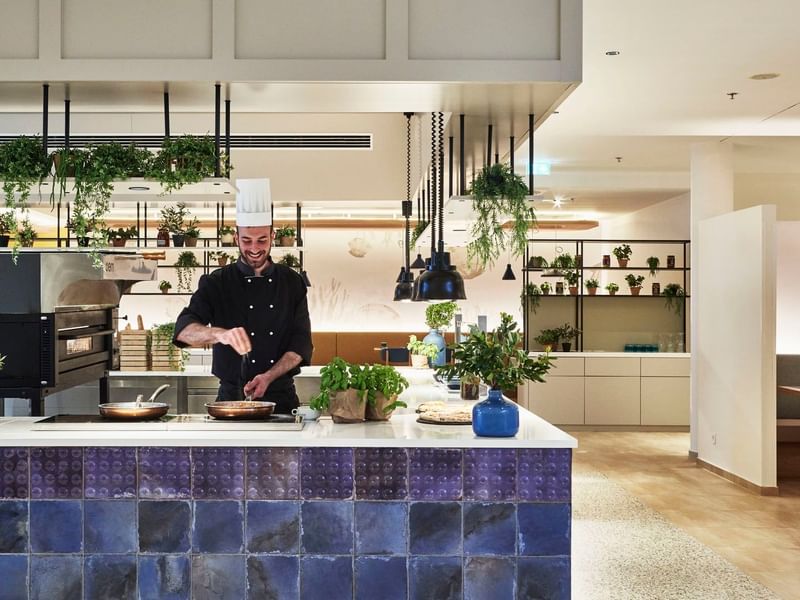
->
[150,333,183,371]
[118,329,150,371]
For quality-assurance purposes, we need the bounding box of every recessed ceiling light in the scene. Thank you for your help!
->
[750,73,780,80]
[605,50,620,56]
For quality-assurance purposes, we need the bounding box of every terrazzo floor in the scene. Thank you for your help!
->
[571,432,800,600]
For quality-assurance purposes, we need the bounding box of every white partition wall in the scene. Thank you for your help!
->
[696,205,777,489]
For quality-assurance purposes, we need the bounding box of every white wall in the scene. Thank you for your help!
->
[777,222,800,354]
[696,205,776,488]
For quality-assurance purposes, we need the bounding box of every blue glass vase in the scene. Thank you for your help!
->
[422,329,446,367]
[472,388,519,437]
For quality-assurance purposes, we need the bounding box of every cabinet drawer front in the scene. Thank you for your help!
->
[547,357,585,377]
[641,357,690,377]
[529,377,585,425]
[641,377,689,426]
[585,376,640,425]
[585,357,640,377]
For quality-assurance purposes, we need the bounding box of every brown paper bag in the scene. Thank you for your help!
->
[330,388,366,423]
[366,393,397,421]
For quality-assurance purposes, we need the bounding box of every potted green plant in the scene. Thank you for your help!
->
[159,202,191,247]
[151,322,189,371]
[274,225,297,247]
[407,335,439,368]
[646,256,660,276]
[108,226,138,247]
[526,255,548,270]
[210,250,236,267]
[437,313,552,437]
[219,225,236,246]
[625,273,645,295]
[521,283,541,313]
[467,163,535,269]
[183,217,200,247]
[556,323,581,352]
[365,364,409,421]
[0,136,49,208]
[278,252,301,270]
[540,281,551,296]
[564,270,580,295]
[310,357,367,423]
[174,250,200,292]
[534,328,560,352]
[605,282,619,296]
[17,218,37,248]
[159,280,172,294]
[585,278,599,296]
[0,211,16,247]
[149,135,218,193]
[424,300,458,366]
[612,244,632,267]
[548,253,574,277]
[663,283,685,314]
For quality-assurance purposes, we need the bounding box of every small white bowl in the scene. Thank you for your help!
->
[293,406,320,421]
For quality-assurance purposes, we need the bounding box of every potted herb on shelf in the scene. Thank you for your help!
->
[0,211,16,247]
[534,328,560,352]
[437,313,552,437]
[526,255,548,270]
[219,225,236,247]
[625,273,645,296]
[159,202,191,247]
[564,270,580,296]
[663,283,685,314]
[540,281,551,295]
[521,283,542,313]
[407,335,439,368]
[17,218,37,247]
[278,252,301,270]
[108,226,138,247]
[184,218,200,247]
[159,280,172,294]
[423,300,458,367]
[365,364,409,421]
[646,256,660,276]
[585,278,599,296]
[612,244,632,267]
[605,282,619,296]
[467,163,535,269]
[210,250,236,267]
[174,250,200,292]
[550,253,574,274]
[274,225,297,247]
[556,323,581,352]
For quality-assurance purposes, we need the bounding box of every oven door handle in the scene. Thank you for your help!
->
[58,328,115,340]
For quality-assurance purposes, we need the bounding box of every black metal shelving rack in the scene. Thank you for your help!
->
[522,238,691,351]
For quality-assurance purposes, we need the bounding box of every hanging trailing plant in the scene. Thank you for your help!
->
[521,282,542,313]
[646,256,660,276]
[278,253,301,270]
[149,135,219,193]
[174,250,200,292]
[467,163,535,269]
[662,283,685,315]
[0,136,49,208]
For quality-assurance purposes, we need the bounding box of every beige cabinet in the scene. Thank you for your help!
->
[529,376,585,425]
[641,377,690,426]
[585,376,640,425]
[585,356,640,377]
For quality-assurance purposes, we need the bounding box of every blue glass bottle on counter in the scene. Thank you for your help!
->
[472,388,519,437]
[423,329,446,367]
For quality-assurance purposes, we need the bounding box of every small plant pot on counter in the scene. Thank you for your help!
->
[410,354,429,368]
[630,286,642,296]
[329,388,366,423]
[587,287,598,296]
[617,258,629,268]
[365,393,398,421]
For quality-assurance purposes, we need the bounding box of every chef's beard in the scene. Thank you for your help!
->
[241,249,270,272]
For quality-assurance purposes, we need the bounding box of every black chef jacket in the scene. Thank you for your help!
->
[173,257,313,412]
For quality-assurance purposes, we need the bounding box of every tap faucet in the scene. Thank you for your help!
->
[148,384,171,402]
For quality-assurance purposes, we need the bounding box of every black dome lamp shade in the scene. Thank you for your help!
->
[410,252,426,269]
[415,111,467,301]
[502,263,516,280]
[394,112,416,302]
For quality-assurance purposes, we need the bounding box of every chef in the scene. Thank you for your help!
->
[173,178,313,413]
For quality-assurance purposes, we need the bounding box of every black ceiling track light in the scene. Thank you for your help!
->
[502,263,517,280]
[502,131,517,281]
[414,112,467,302]
[394,112,415,302]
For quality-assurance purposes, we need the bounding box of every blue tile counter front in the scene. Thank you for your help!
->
[0,446,572,599]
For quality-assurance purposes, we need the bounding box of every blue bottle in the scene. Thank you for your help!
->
[423,329,446,367]
[472,389,519,437]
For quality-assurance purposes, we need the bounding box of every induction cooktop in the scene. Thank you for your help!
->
[32,413,304,431]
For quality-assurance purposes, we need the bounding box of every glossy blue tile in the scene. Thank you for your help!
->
[138,500,191,553]
[193,501,243,553]
[138,447,191,499]
[518,503,571,556]
[0,501,27,553]
[84,554,137,600]
[408,448,462,501]
[30,447,83,499]
[85,500,137,553]
[30,500,82,553]
[246,501,299,554]
[355,557,406,600]
[247,448,300,500]
[518,449,572,502]
[463,449,516,501]
[138,555,190,600]
[1,448,29,499]
[517,557,571,600]
[84,447,136,499]
[463,502,516,555]
[192,447,245,499]
[247,555,299,600]
[0,555,27,600]
[464,556,515,600]
[191,555,246,600]
[409,556,461,600]
[31,555,81,600]
[409,502,461,555]
[300,502,353,554]
[354,448,408,500]
[300,556,352,600]
[354,502,407,555]
[300,448,353,500]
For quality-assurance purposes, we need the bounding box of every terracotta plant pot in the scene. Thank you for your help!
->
[608,290,617,296]
[160,288,170,295]
[112,238,126,247]
[617,258,629,268]
[587,287,597,296]
[278,236,296,247]
[410,354,428,368]
[541,288,550,295]
[217,257,228,267]
[569,286,578,296]
[460,382,480,401]
[366,392,397,421]
[20,240,34,248]
[329,388,366,423]
[543,344,554,352]
[630,286,641,296]
[184,236,199,247]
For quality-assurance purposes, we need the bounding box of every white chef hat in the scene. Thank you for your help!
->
[235,178,272,227]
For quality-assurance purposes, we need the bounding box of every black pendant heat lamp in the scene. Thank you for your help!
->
[411,252,426,269]
[502,264,516,280]
[415,112,467,301]
[394,112,416,302]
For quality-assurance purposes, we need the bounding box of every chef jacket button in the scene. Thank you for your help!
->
[270,360,275,364]
[250,332,255,336]
[268,278,272,283]
[251,359,256,364]
[247,278,252,283]
[269,331,274,336]
[269,304,274,309]
[249,305,254,309]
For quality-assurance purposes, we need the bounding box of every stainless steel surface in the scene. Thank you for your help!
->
[98,401,170,420]
[205,401,276,420]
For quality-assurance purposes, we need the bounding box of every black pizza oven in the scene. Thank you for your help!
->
[0,251,156,415]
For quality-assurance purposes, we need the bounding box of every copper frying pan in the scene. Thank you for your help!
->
[98,384,172,420]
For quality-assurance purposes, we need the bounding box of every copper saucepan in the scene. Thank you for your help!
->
[98,384,171,420]
[205,400,276,420]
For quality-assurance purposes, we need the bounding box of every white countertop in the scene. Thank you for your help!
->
[0,382,577,449]
[532,352,690,358]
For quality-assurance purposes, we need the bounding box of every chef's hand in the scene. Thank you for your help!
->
[244,373,271,399]
[215,327,252,355]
